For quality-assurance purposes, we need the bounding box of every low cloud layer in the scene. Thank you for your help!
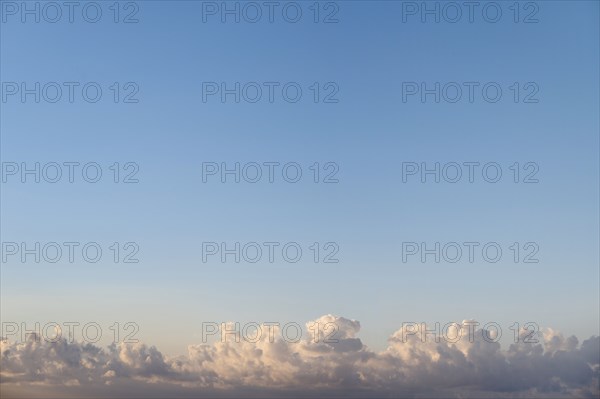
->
[1,315,599,398]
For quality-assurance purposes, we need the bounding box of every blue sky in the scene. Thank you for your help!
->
[1,0,598,360]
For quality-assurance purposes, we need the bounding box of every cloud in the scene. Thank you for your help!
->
[1,315,598,398]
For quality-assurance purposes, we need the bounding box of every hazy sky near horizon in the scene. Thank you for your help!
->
[1,0,599,366]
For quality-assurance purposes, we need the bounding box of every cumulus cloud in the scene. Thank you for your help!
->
[1,315,598,398]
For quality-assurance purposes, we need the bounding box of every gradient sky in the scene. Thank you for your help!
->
[1,0,598,358]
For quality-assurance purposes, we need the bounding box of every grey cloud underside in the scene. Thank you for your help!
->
[1,315,599,398]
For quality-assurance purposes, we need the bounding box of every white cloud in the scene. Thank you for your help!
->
[1,315,598,398]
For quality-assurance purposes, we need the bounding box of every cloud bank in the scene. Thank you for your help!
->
[1,315,599,398]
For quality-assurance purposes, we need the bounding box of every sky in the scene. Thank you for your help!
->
[0,1,599,397]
